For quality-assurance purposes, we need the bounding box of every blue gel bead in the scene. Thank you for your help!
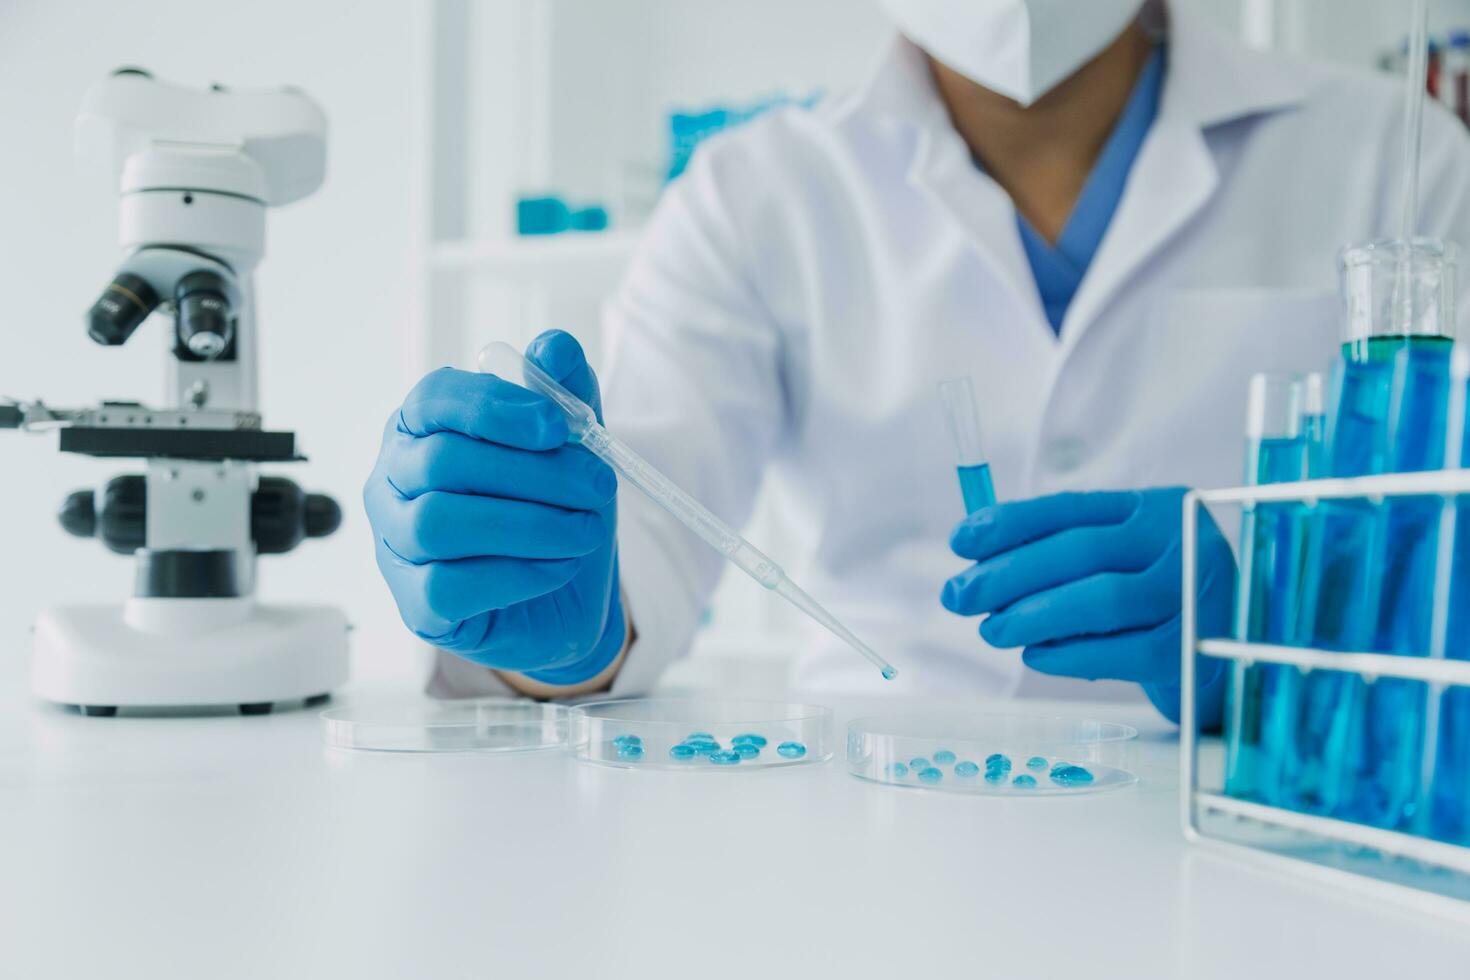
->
[709,750,742,765]
[734,744,760,759]
[886,762,909,779]
[984,753,1011,772]
[1012,774,1038,788]
[917,767,943,784]
[684,739,718,754]
[909,757,931,770]
[686,732,714,741]
[668,744,697,760]
[1050,764,1094,787]
[612,734,641,748]
[1026,756,1048,770]
[954,761,980,778]
[984,767,1007,784]
[776,741,807,759]
[617,744,644,761]
[732,733,768,747]
[932,750,957,765]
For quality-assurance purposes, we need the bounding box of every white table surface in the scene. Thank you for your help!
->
[4,661,1469,980]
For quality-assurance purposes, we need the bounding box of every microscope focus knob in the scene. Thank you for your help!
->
[252,477,340,554]
[58,490,98,538]
[305,493,343,539]
[58,477,146,555]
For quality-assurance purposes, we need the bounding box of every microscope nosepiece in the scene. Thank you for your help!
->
[175,270,235,360]
[87,273,160,346]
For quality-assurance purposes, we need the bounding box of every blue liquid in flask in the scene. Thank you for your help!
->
[1355,339,1454,829]
[957,463,997,514]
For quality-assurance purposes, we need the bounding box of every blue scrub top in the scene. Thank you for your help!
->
[1017,45,1165,335]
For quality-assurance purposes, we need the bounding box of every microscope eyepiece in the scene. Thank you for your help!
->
[87,273,160,346]
[175,270,235,360]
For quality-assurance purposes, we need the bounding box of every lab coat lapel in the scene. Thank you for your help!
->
[855,37,1053,342]
[913,125,1051,340]
[1057,8,1314,355]
[1056,116,1217,356]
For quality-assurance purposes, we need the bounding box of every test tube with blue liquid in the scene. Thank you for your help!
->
[1302,372,1327,481]
[1289,239,1456,824]
[1224,373,1308,804]
[1431,344,1470,843]
[938,377,995,513]
[1348,240,1456,831]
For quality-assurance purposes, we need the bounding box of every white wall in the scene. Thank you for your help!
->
[0,0,424,687]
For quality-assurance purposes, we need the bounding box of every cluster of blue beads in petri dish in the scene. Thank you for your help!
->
[612,734,645,761]
[610,731,808,767]
[882,749,1093,790]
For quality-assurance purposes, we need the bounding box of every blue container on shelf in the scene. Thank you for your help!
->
[516,195,572,236]
[516,196,611,236]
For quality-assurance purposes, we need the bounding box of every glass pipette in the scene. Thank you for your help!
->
[1393,0,1430,333]
[478,342,897,681]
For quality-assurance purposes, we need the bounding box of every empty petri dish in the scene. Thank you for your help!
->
[320,699,566,753]
[567,698,832,771]
[847,712,1138,795]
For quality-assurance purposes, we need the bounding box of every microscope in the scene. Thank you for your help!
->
[0,70,349,716]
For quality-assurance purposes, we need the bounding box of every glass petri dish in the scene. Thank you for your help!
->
[320,699,566,753]
[567,698,833,770]
[847,712,1138,795]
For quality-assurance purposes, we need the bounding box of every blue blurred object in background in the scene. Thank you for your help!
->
[516,195,611,235]
[666,92,821,182]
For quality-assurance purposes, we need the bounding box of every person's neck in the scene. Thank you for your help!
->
[928,22,1153,245]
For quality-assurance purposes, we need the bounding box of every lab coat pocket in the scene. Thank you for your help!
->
[1134,286,1340,489]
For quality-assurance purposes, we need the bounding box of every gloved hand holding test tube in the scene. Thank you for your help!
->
[477,342,898,681]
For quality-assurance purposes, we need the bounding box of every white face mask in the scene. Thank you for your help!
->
[878,0,1147,106]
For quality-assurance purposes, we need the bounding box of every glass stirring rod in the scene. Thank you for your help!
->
[478,342,897,680]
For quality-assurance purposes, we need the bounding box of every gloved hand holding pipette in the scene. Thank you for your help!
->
[940,488,1235,725]
[363,331,628,687]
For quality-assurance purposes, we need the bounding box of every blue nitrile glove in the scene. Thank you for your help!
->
[940,488,1234,726]
[363,330,624,685]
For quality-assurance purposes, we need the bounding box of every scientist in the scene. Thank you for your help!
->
[364,0,1470,724]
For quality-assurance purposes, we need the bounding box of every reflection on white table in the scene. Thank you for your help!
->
[3,651,1468,980]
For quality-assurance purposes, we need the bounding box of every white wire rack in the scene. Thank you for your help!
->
[1181,469,1470,920]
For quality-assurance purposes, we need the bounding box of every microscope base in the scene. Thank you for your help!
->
[32,600,349,712]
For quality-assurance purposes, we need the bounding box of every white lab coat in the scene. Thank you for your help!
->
[433,8,1470,702]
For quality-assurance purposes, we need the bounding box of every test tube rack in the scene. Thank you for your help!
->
[1182,469,1470,922]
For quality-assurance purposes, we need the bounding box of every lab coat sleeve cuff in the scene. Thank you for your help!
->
[601,509,708,697]
[522,576,627,687]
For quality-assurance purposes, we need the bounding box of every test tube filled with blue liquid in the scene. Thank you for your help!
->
[1224,373,1308,804]
[938,377,995,513]
[1248,372,1326,805]
[1291,239,1456,824]
[1431,345,1470,843]
[1348,240,1456,831]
